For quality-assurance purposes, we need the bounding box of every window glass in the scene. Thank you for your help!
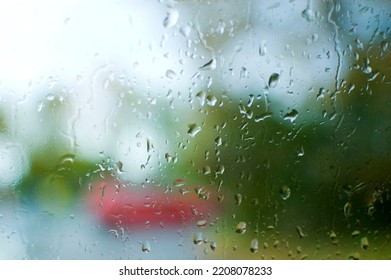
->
[0,0,390,259]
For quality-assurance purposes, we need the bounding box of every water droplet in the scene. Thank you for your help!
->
[329,231,337,240]
[259,40,267,56]
[268,73,280,88]
[296,225,306,238]
[199,58,216,70]
[46,94,55,101]
[142,241,151,253]
[250,239,259,253]
[254,112,273,122]
[297,146,305,157]
[360,237,369,250]
[316,87,326,100]
[215,136,222,147]
[215,165,225,175]
[279,186,291,200]
[188,124,201,137]
[163,9,179,28]
[173,179,186,188]
[193,232,203,245]
[348,252,360,260]
[197,220,208,228]
[202,165,211,175]
[351,230,360,238]
[108,229,119,239]
[206,95,217,106]
[380,41,388,52]
[236,221,247,234]
[196,91,206,106]
[302,8,315,22]
[180,25,191,37]
[344,201,352,217]
[283,109,299,123]
[115,161,123,172]
[210,241,217,251]
[234,193,243,206]
[37,101,44,112]
[69,214,74,219]
[166,69,177,79]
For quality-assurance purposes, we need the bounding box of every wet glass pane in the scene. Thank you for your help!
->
[0,0,390,259]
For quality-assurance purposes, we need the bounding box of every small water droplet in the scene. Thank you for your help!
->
[37,101,44,112]
[279,186,291,200]
[344,201,352,217]
[197,220,208,228]
[166,69,177,79]
[173,179,186,188]
[199,58,216,70]
[196,91,206,106]
[215,136,222,147]
[329,231,337,240]
[234,193,243,206]
[351,230,360,238]
[188,124,201,137]
[69,214,74,219]
[268,73,280,88]
[180,25,191,37]
[142,241,151,253]
[193,232,203,245]
[250,239,259,253]
[302,8,315,22]
[360,237,369,250]
[202,165,211,175]
[380,41,388,52]
[206,95,217,106]
[259,40,267,56]
[46,94,55,101]
[283,109,299,123]
[108,229,119,239]
[236,221,247,234]
[163,9,179,28]
[296,225,306,239]
[215,165,225,175]
[210,241,217,251]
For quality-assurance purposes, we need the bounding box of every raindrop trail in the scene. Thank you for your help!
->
[327,0,342,98]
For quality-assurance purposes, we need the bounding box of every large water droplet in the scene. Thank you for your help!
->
[268,73,280,88]
[188,124,201,137]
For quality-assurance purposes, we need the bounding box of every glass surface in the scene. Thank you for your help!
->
[0,0,390,259]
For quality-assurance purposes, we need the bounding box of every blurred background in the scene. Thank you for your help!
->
[0,0,390,259]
